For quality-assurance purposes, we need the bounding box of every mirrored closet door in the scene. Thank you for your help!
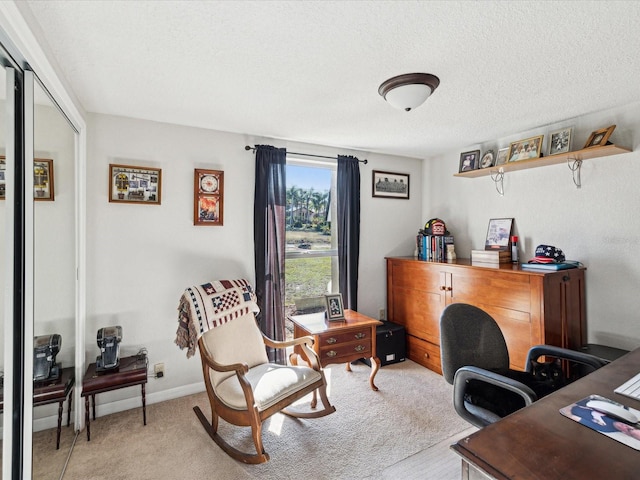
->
[31,79,77,480]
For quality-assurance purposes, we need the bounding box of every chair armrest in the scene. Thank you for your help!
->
[525,345,609,373]
[261,333,314,349]
[454,366,537,404]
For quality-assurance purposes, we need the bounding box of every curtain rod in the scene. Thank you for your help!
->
[244,145,368,164]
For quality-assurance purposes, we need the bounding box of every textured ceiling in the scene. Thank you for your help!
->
[21,0,640,159]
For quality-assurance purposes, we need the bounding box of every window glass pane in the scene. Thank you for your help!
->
[286,163,333,253]
[285,160,338,315]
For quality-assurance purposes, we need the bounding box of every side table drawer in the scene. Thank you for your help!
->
[318,328,370,347]
[320,341,372,363]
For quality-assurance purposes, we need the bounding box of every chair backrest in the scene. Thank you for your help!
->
[200,311,269,387]
[439,303,510,384]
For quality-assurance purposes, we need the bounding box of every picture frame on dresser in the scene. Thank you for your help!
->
[485,218,513,251]
[324,293,345,321]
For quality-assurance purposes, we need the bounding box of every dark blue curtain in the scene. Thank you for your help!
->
[253,145,287,364]
[337,155,361,311]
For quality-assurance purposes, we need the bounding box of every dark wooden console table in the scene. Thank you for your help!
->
[1,366,75,449]
[452,347,640,479]
[81,354,148,441]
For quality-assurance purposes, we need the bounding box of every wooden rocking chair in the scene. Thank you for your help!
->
[193,312,336,464]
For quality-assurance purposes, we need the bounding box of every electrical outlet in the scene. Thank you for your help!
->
[154,363,165,378]
[379,308,386,321]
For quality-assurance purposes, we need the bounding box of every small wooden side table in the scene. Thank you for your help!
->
[1,367,75,450]
[81,354,148,441]
[288,309,383,391]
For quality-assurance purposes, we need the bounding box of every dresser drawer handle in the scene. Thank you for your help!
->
[354,345,366,352]
[354,333,366,340]
[326,350,337,357]
[424,352,430,359]
[326,337,337,344]
[439,286,447,291]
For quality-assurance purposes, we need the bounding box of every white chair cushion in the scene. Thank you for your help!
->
[201,313,269,387]
[216,363,322,411]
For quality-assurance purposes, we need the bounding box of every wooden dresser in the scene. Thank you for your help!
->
[386,257,586,374]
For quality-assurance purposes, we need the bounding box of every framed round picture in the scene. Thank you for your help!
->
[480,150,495,168]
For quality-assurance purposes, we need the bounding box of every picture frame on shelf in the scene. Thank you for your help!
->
[194,168,224,226]
[548,127,573,156]
[0,156,55,201]
[480,149,495,169]
[372,170,410,199]
[495,147,510,166]
[459,150,480,172]
[485,217,513,251]
[324,293,345,321]
[584,124,616,148]
[508,135,544,162]
[109,164,161,204]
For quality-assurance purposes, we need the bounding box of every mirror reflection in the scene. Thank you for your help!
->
[0,58,7,477]
[32,79,76,479]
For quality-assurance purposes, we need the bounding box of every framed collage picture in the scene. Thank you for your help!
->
[194,169,224,226]
[109,164,161,204]
[0,156,55,201]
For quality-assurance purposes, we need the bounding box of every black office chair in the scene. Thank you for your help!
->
[439,303,608,428]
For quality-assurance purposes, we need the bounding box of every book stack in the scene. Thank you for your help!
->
[471,249,512,265]
[417,232,455,262]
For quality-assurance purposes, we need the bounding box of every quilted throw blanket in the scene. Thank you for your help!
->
[175,279,259,358]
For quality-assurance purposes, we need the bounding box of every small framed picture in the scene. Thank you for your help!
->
[480,150,495,169]
[459,150,480,172]
[0,157,55,201]
[194,169,224,226]
[109,164,161,204]
[495,147,510,166]
[372,170,409,199]
[584,125,616,148]
[485,218,513,251]
[508,135,544,162]
[548,127,573,156]
[324,293,345,321]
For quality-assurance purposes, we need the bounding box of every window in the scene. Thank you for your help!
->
[285,158,338,315]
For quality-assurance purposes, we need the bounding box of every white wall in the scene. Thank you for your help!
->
[86,113,422,409]
[423,102,640,351]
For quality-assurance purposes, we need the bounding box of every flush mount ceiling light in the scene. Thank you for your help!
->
[378,73,440,112]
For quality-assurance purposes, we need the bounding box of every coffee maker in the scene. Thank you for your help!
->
[96,326,123,372]
[33,334,62,382]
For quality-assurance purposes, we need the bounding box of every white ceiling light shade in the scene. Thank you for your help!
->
[378,73,440,111]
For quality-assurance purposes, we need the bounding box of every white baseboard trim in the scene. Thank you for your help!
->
[32,382,205,433]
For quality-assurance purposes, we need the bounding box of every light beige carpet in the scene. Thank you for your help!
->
[33,359,471,480]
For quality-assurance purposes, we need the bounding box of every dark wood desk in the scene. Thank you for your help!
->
[289,309,382,391]
[81,354,148,441]
[1,367,75,449]
[452,348,640,479]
